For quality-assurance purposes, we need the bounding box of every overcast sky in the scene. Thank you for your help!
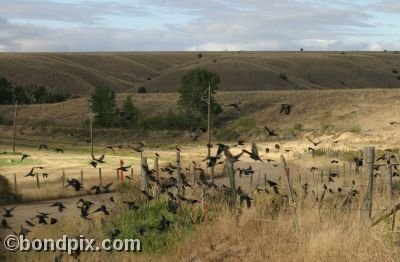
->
[0,0,399,52]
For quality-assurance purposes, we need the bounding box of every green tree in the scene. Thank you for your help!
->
[91,85,117,127]
[0,77,13,104]
[121,95,139,128]
[178,68,222,119]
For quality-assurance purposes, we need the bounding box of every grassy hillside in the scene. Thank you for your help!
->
[1,51,400,96]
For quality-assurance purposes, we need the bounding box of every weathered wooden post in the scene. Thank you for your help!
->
[226,160,236,195]
[13,174,17,194]
[141,157,149,191]
[80,169,84,184]
[280,155,299,232]
[176,151,182,201]
[264,173,267,188]
[130,168,134,180]
[154,156,159,179]
[98,168,103,186]
[35,172,40,188]
[61,170,65,189]
[191,163,196,184]
[361,147,375,223]
[116,169,119,181]
[386,163,393,201]
[249,174,253,189]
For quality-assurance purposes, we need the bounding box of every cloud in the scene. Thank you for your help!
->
[0,0,398,51]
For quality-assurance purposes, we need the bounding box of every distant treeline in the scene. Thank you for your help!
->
[0,76,71,105]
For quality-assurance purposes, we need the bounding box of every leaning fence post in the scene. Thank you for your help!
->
[280,155,299,232]
[361,146,375,223]
[130,168,134,180]
[141,157,149,191]
[249,174,253,189]
[264,173,267,188]
[80,169,84,184]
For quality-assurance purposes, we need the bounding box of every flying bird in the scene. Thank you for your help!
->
[264,126,278,136]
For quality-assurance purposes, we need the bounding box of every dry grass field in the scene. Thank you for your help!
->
[0,52,400,96]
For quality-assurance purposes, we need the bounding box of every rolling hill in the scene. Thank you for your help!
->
[0,51,400,96]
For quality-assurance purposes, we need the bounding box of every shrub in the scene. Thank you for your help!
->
[397,76,400,81]
[0,174,16,202]
[321,123,334,133]
[392,69,399,74]
[138,86,147,93]
[215,128,240,141]
[198,53,202,59]
[350,126,361,133]
[293,123,304,131]
[233,117,257,129]
[279,73,288,81]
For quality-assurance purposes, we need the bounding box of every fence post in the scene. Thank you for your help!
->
[191,163,196,184]
[61,170,65,189]
[361,146,375,223]
[13,174,17,194]
[176,151,182,201]
[35,172,40,188]
[387,163,393,201]
[116,169,119,182]
[80,169,84,184]
[154,157,159,180]
[264,173,267,188]
[130,168,134,180]
[280,155,299,232]
[249,174,253,189]
[99,168,103,186]
[141,157,149,191]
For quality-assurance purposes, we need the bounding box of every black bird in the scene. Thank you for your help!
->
[80,206,90,220]
[223,147,244,163]
[331,160,339,164]
[42,173,49,179]
[264,126,278,136]
[123,201,139,211]
[38,144,48,150]
[109,196,115,202]
[267,180,278,188]
[239,193,253,208]
[25,167,35,177]
[226,103,241,113]
[1,218,11,229]
[103,145,116,154]
[310,167,318,172]
[157,215,171,231]
[265,147,270,153]
[155,152,160,158]
[102,183,113,193]
[176,145,181,152]
[275,144,280,150]
[50,218,58,225]
[54,148,64,153]
[306,137,322,146]
[89,160,97,168]
[50,202,66,212]
[110,228,121,240]
[66,179,83,191]
[21,154,30,162]
[77,199,94,209]
[93,154,106,163]
[354,157,363,167]
[90,185,101,194]
[390,122,400,125]
[2,207,16,218]
[242,143,264,162]
[116,165,132,172]
[25,220,35,227]
[93,205,109,215]
[280,104,291,115]
[167,200,179,214]
[17,226,31,237]
[308,147,315,152]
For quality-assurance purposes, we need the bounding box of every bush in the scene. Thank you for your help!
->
[279,73,288,81]
[397,76,400,81]
[350,126,361,133]
[216,128,240,141]
[0,175,16,202]
[140,111,202,130]
[321,123,334,133]
[392,69,399,74]
[293,123,304,131]
[138,86,147,93]
[233,117,256,129]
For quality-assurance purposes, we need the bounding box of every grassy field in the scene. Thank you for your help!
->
[0,51,400,96]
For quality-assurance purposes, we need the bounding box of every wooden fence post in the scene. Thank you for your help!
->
[361,146,375,223]
[99,168,103,186]
[154,156,159,179]
[176,151,182,200]
[116,169,119,181]
[13,174,17,194]
[61,170,65,189]
[280,155,299,232]
[249,174,253,189]
[191,163,196,184]
[264,173,267,189]
[80,169,84,184]
[130,168,134,180]
[226,160,236,195]
[387,163,393,201]
[35,172,40,188]
[141,157,149,191]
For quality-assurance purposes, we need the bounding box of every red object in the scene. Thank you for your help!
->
[120,159,124,182]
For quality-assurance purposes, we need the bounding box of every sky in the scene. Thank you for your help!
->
[0,0,399,52]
